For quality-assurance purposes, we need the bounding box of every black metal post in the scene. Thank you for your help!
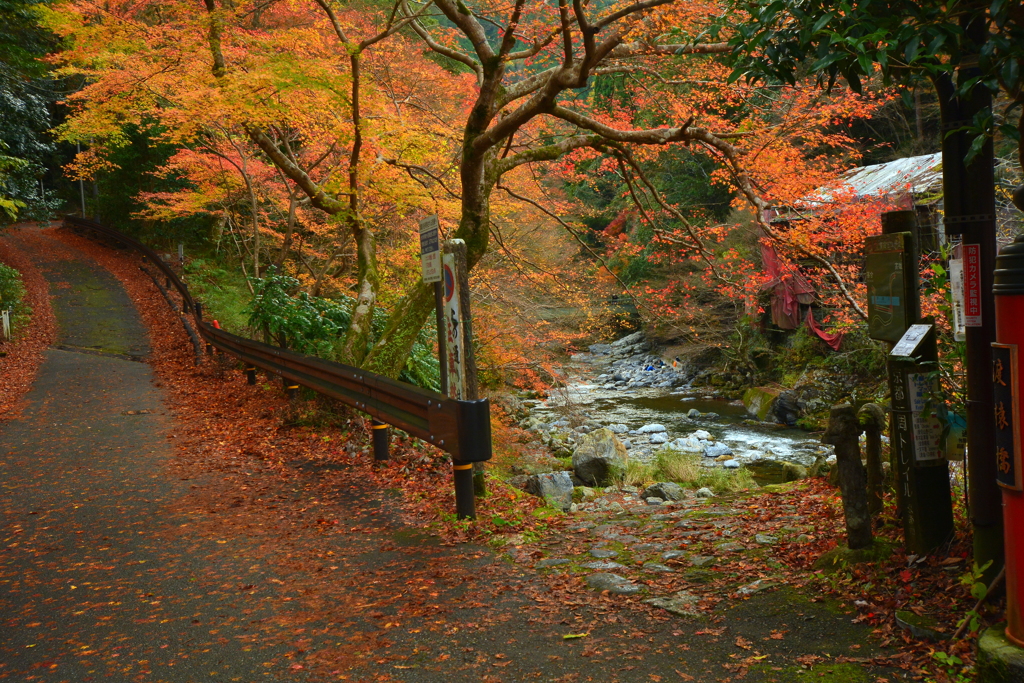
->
[194,301,203,320]
[371,419,390,461]
[285,379,298,400]
[453,462,475,519]
[246,366,256,385]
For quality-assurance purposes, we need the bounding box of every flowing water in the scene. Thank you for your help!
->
[526,379,828,467]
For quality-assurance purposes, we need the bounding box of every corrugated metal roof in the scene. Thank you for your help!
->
[810,152,943,203]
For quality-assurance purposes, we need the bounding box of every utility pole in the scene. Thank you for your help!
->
[935,15,1001,581]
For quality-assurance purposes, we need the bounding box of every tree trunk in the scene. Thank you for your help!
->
[858,403,887,517]
[363,165,492,377]
[823,403,873,550]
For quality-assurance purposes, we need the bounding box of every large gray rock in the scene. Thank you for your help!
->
[531,471,574,511]
[610,331,644,348]
[745,458,807,485]
[572,428,628,486]
[642,482,684,501]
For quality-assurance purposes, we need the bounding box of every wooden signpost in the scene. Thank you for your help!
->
[865,210,954,553]
[419,221,484,519]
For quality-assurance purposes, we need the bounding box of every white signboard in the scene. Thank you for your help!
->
[419,215,441,283]
[907,372,945,462]
[949,257,966,341]
[891,324,932,358]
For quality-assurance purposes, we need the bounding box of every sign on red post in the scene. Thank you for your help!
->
[965,243,982,327]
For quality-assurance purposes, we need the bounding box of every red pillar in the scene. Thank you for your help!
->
[994,235,1024,646]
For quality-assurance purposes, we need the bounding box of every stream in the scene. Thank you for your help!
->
[521,342,831,469]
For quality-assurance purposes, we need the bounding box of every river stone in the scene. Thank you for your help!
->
[690,555,716,567]
[662,550,688,561]
[582,560,628,570]
[686,409,702,419]
[703,442,733,458]
[645,497,665,505]
[536,558,571,568]
[645,590,702,617]
[755,534,778,545]
[585,573,643,595]
[589,343,613,354]
[590,547,619,558]
[649,433,669,444]
[668,436,704,453]
[643,562,674,573]
[642,482,684,501]
[722,459,740,469]
[634,543,664,552]
[530,471,574,511]
[692,429,712,440]
[695,487,714,498]
[743,386,782,421]
[637,423,667,434]
[572,428,628,486]
[606,423,629,434]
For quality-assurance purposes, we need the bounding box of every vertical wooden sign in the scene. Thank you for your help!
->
[441,239,479,401]
[993,343,1022,490]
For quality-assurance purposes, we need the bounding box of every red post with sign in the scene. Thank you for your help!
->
[994,234,1024,646]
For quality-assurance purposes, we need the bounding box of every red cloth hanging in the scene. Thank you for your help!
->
[761,243,815,330]
[806,309,844,351]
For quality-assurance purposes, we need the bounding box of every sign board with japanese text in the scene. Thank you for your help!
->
[865,233,911,342]
[419,215,441,284]
[964,243,982,327]
[993,343,1022,490]
[949,257,966,341]
[442,249,466,398]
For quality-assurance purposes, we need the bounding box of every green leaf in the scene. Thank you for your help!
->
[563,633,589,639]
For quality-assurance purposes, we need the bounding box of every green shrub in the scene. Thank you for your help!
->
[245,271,440,391]
[0,262,29,337]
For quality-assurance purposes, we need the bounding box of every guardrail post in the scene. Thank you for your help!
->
[371,420,390,461]
[453,463,475,519]
[246,366,257,385]
[284,378,298,399]
[194,301,203,320]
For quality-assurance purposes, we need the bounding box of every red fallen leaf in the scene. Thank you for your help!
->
[899,569,913,583]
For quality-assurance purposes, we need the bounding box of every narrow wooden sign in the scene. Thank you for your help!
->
[993,343,1022,491]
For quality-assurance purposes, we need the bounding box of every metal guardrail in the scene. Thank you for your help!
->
[63,215,492,464]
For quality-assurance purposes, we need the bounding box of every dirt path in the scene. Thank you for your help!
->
[0,226,900,682]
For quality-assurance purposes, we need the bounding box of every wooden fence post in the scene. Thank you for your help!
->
[823,403,873,550]
[858,403,887,517]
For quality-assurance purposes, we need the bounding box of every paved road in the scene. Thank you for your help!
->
[0,229,293,682]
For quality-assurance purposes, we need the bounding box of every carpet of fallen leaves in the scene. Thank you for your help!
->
[50,224,994,682]
[0,223,59,421]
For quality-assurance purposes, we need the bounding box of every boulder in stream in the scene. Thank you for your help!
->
[742,386,782,421]
[572,428,628,486]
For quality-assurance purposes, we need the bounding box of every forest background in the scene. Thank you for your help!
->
[1,0,1022,402]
